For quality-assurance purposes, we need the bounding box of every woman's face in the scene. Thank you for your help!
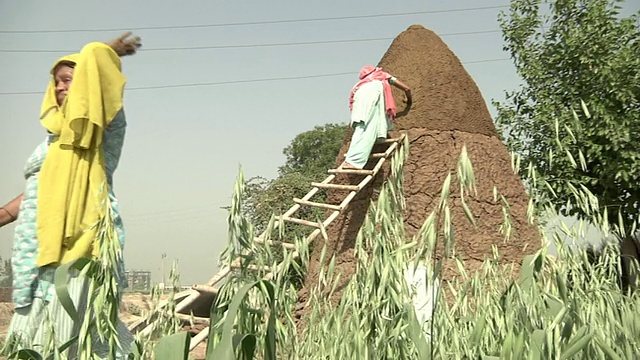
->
[54,65,74,105]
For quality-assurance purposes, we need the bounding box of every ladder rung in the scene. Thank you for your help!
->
[311,182,360,191]
[253,238,296,250]
[192,284,219,295]
[328,168,375,175]
[281,216,321,228]
[293,198,342,211]
[380,136,403,144]
[174,313,211,325]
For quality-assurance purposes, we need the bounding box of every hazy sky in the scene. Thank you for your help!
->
[1,1,637,285]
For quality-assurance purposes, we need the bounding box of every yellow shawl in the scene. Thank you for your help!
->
[36,42,126,267]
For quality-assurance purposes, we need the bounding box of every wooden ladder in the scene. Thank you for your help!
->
[128,133,407,350]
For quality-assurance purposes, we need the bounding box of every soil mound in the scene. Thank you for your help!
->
[296,25,541,319]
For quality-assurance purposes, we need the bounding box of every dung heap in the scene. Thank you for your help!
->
[296,24,541,316]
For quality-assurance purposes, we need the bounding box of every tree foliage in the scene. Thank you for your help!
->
[0,257,11,287]
[495,0,640,236]
[244,123,348,238]
[278,123,349,179]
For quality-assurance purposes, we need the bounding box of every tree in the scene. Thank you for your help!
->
[495,0,640,289]
[278,123,349,179]
[0,257,12,288]
[244,123,349,238]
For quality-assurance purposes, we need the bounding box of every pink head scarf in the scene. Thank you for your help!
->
[349,65,397,120]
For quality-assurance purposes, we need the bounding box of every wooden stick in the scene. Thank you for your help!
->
[252,238,296,250]
[175,292,201,314]
[192,284,219,295]
[337,190,359,211]
[277,174,337,220]
[293,198,342,211]
[230,263,272,272]
[328,168,375,175]
[281,216,321,228]
[379,136,404,144]
[203,265,231,287]
[127,289,194,332]
[310,182,360,191]
[382,140,400,157]
[175,313,210,325]
[189,326,210,351]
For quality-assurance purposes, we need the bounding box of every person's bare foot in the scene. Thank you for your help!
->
[340,161,360,170]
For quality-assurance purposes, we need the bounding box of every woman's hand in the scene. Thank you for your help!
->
[106,32,142,57]
[392,78,412,106]
[403,89,413,106]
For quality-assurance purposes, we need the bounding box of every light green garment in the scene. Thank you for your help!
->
[345,80,392,168]
[2,268,134,359]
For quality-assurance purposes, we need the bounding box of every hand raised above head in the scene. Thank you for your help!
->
[106,32,142,57]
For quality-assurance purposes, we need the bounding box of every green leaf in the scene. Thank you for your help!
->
[130,340,144,360]
[153,332,190,360]
[54,257,92,322]
[208,280,277,359]
[545,296,564,319]
[595,337,623,360]
[470,316,487,344]
[461,198,477,226]
[519,254,542,291]
[580,99,591,118]
[13,350,43,360]
[232,334,257,360]
[559,331,592,359]
[260,281,278,360]
[44,335,79,360]
[403,304,430,360]
[530,329,545,359]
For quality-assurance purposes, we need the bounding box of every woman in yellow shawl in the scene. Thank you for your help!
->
[0,32,141,358]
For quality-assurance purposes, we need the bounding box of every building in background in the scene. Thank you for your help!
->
[125,270,152,292]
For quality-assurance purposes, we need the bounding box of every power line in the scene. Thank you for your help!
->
[0,72,352,95]
[0,5,509,34]
[466,58,510,64]
[1,37,388,54]
[0,58,510,96]
[0,30,501,54]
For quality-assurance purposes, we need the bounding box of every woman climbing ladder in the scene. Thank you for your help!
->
[341,65,412,170]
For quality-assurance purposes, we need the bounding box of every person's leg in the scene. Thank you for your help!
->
[343,82,385,169]
[45,267,89,359]
[2,270,80,358]
[90,316,135,359]
[343,120,378,169]
[2,299,47,354]
[66,269,134,359]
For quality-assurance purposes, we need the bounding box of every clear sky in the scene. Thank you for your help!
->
[1,1,637,285]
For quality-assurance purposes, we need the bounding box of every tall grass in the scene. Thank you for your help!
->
[201,135,639,359]
[7,128,639,358]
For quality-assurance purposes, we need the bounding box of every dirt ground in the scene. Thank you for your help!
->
[0,292,158,339]
[0,292,213,359]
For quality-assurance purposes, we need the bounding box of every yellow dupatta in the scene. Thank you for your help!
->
[36,42,126,266]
